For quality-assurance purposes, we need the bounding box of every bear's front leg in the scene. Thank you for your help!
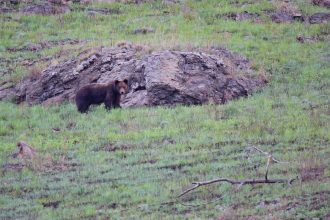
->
[113,95,121,109]
[113,100,121,108]
[104,93,113,110]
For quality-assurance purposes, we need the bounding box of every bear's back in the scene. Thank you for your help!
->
[76,83,111,104]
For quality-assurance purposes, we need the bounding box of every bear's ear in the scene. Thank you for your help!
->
[115,80,119,85]
[123,79,128,84]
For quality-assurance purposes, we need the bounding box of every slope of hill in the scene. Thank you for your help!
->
[0,0,329,219]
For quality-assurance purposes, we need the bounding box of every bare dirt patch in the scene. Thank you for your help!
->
[230,0,257,7]
[0,6,16,13]
[42,201,60,209]
[1,163,25,172]
[216,11,260,22]
[275,191,330,214]
[2,141,80,173]
[21,1,70,15]
[269,10,306,23]
[268,1,330,24]
[215,9,329,24]
[94,142,135,152]
[312,0,330,8]
[298,156,326,182]
[0,0,19,13]
[85,7,121,15]
[131,159,158,166]
[158,162,194,171]
[3,154,79,173]
[300,166,325,182]
[132,28,155,34]
[0,81,15,101]
[296,35,320,43]
[7,39,84,52]
[309,12,330,24]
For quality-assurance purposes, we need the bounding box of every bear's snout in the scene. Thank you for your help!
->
[119,87,127,95]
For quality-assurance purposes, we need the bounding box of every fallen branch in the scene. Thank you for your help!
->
[178,146,295,198]
[178,177,295,198]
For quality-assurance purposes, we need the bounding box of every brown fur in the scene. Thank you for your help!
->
[75,79,128,113]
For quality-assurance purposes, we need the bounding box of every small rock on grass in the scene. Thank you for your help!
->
[12,141,37,159]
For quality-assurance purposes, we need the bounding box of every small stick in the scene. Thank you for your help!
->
[265,155,272,180]
[248,146,289,164]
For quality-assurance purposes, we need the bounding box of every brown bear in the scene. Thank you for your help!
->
[75,79,129,113]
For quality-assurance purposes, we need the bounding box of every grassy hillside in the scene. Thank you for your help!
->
[0,0,329,219]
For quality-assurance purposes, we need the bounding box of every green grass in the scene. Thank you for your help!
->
[0,0,330,219]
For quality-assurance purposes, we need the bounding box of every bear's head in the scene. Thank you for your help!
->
[115,79,129,95]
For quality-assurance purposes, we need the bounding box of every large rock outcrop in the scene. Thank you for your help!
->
[1,44,267,108]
